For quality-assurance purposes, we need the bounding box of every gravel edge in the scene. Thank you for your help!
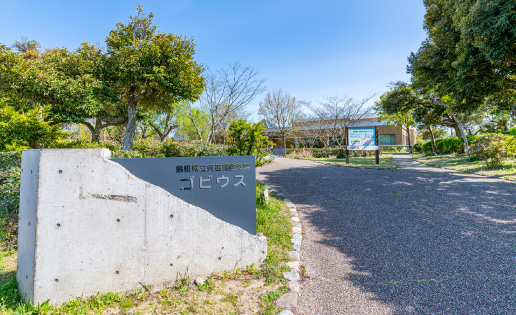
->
[257,180,300,315]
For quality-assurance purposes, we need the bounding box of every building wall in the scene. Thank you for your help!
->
[376,125,416,146]
[265,123,417,147]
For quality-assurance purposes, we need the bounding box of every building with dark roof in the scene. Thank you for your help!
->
[263,114,416,148]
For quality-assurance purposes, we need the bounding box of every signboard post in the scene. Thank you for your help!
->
[346,127,380,165]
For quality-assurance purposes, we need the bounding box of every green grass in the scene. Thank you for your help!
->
[413,153,516,180]
[0,181,292,314]
[311,153,395,169]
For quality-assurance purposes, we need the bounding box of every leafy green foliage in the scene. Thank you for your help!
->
[161,140,228,158]
[106,5,205,150]
[470,133,515,168]
[0,99,65,151]
[227,119,273,167]
[175,106,210,141]
[0,152,21,251]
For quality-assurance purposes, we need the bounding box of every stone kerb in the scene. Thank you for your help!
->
[258,180,302,314]
[17,149,267,305]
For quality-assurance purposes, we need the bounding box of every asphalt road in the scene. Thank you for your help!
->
[256,154,516,314]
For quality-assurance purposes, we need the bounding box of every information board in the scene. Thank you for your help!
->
[347,128,378,150]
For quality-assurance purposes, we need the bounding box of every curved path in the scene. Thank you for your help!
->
[256,154,516,314]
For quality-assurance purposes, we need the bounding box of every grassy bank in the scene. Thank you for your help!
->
[311,153,395,169]
[0,182,292,314]
[412,153,516,180]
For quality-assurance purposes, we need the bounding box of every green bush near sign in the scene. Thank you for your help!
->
[0,152,21,251]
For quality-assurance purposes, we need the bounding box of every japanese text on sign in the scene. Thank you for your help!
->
[348,128,375,146]
[180,175,246,190]
[176,163,250,173]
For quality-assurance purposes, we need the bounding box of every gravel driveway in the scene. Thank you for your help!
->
[256,154,516,314]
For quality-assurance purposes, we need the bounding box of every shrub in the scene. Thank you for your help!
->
[132,139,165,158]
[161,140,228,158]
[436,137,460,153]
[422,141,433,152]
[227,120,273,167]
[310,148,328,158]
[0,152,21,250]
[470,133,512,169]
[49,140,106,149]
[336,149,346,159]
[413,143,423,153]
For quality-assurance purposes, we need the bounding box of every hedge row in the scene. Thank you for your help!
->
[50,139,229,158]
[286,147,376,158]
[416,136,478,154]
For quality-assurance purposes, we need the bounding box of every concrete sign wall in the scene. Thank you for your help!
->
[17,149,266,305]
[112,156,256,234]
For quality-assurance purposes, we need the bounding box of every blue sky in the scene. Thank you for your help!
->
[0,0,427,121]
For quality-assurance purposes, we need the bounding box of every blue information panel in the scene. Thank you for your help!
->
[112,156,256,234]
[347,128,379,150]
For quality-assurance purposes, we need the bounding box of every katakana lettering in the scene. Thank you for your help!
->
[200,175,212,189]
[233,175,246,187]
[180,176,194,190]
[217,175,229,188]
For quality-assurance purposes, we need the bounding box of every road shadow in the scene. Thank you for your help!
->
[258,161,516,314]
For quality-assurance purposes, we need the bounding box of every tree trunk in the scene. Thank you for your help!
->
[406,125,413,154]
[122,93,138,151]
[449,121,465,153]
[444,106,470,158]
[91,122,102,143]
[282,133,287,157]
[428,125,437,152]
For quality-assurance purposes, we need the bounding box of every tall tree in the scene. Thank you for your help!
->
[258,89,304,153]
[106,5,205,150]
[0,42,120,143]
[199,62,266,143]
[374,84,417,153]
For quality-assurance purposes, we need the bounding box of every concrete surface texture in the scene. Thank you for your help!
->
[257,154,516,314]
[17,149,266,305]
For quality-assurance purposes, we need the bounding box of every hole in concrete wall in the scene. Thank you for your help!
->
[58,170,62,174]
[55,279,58,282]
[169,214,174,218]
[170,263,173,266]
[56,223,61,228]
[116,219,120,222]
[115,271,119,274]
[218,257,222,260]
[28,222,30,226]
[26,275,28,279]
[222,247,224,250]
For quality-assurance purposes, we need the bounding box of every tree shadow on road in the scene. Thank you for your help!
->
[258,162,516,314]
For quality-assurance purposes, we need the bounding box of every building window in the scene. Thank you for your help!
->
[379,134,396,145]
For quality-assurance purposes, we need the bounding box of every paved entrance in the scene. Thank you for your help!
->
[256,155,516,314]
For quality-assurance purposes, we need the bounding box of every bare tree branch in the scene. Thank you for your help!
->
[304,95,374,147]
[258,89,304,153]
[200,62,266,142]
